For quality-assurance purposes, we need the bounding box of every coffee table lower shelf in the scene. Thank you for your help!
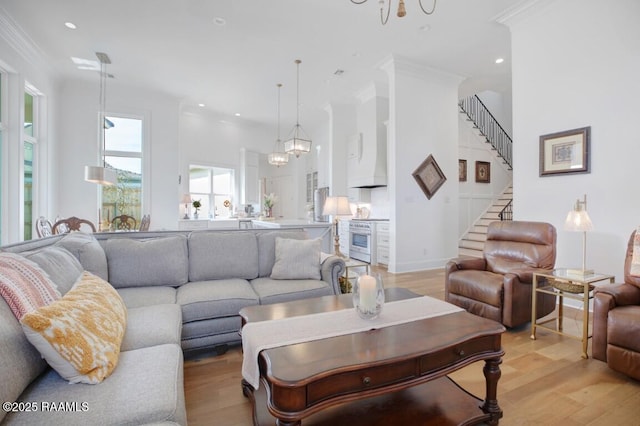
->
[246,375,494,426]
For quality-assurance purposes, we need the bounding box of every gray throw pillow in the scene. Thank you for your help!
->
[270,237,321,280]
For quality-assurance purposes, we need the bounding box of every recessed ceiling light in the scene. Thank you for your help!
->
[418,24,431,32]
[198,103,205,107]
[495,58,505,64]
[213,17,227,26]
[64,22,77,30]
[234,113,241,117]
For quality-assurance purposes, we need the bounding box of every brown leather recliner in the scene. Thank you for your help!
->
[593,231,640,380]
[445,221,557,328]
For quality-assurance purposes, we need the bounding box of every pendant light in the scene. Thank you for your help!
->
[268,83,289,167]
[284,59,312,158]
[350,0,437,25]
[84,51,116,186]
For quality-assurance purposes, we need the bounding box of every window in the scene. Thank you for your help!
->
[189,165,235,218]
[101,115,143,225]
[23,91,36,240]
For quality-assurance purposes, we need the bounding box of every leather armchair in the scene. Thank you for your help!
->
[593,231,640,380]
[445,221,557,328]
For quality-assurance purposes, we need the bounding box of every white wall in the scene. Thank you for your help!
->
[0,18,59,243]
[57,78,180,231]
[507,0,640,280]
[383,57,463,273]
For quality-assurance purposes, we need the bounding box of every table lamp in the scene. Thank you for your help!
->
[181,194,192,219]
[564,194,593,277]
[322,196,352,258]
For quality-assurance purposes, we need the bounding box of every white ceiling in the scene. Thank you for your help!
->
[2,0,515,133]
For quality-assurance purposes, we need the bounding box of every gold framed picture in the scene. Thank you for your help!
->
[459,159,467,182]
[475,161,490,183]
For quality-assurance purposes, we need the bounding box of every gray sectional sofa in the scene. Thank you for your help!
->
[0,228,345,425]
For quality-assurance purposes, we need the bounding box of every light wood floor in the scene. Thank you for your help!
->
[184,266,640,425]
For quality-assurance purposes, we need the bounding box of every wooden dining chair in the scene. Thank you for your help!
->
[35,216,53,238]
[112,214,137,231]
[139,214,151,231]
[52,216,97,234]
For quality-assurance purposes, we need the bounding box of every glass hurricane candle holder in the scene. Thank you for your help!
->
[353,273,384,320]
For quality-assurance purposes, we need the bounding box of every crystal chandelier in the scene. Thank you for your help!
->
[268,83,289,167]
[283,59,312,158]
[350,0,436,25]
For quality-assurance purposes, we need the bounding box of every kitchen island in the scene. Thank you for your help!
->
[251,219,333,253]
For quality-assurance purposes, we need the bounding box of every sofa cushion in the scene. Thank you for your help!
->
[0,297,48,424]
[106,235,189,288]
[21,272,127,384]
[117,286,177,309]
[188,231,259,281]
[257,230,307,277]
[270,237,321,280]
[4,343,186,426]
[55,232,108,281]
[181,316,241,341]
[121,304,182,351]
[177,279,259,322]
[23,246,83,295]
[0,252,60,320]
[250,277,333,305]
[181,331,243,352]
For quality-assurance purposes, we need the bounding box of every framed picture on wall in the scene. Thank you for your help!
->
[458,159,467,182]
[539,126,590,176]
[475,161,491,183]
[412,154,446,200]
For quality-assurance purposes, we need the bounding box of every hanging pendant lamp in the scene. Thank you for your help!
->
[84,51,116,185]
[284,59,312,158]
[268,83,289,167]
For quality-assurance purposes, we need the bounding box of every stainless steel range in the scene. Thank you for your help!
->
[349,220,372,263]
[349,219,388,263]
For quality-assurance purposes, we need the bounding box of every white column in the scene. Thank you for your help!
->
[381,56,463,273]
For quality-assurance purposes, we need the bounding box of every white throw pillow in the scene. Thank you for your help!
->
[270,237,321,280]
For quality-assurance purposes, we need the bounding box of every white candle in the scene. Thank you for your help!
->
[359,275,377,312]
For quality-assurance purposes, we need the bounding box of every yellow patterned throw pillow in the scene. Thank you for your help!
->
[21,271,127,384]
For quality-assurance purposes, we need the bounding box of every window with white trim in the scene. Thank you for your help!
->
[101,115,143,227]
[189,165,235,219]
[23,89,37,240]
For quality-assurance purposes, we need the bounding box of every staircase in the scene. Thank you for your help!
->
[457,94,514,257]
[459,95,513,170]
[459,185,513,257]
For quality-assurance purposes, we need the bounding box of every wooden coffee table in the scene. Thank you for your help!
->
[240,288,505,425]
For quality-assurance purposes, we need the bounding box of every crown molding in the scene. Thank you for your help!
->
[494,0,558,28]
[379,54,465,86]
[0,6,54,74]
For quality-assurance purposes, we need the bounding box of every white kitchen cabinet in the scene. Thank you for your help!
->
[241,149,259,205]
[178,219,209,230]
[338,219,350,257]
[375,222,390,266]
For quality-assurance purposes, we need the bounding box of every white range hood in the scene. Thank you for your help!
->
[348,94,388,189]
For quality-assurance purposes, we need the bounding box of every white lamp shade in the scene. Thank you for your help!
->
[564,210,593,232]
[181,194,192,204]
[322,196,352,217]
[84,165,116,186]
